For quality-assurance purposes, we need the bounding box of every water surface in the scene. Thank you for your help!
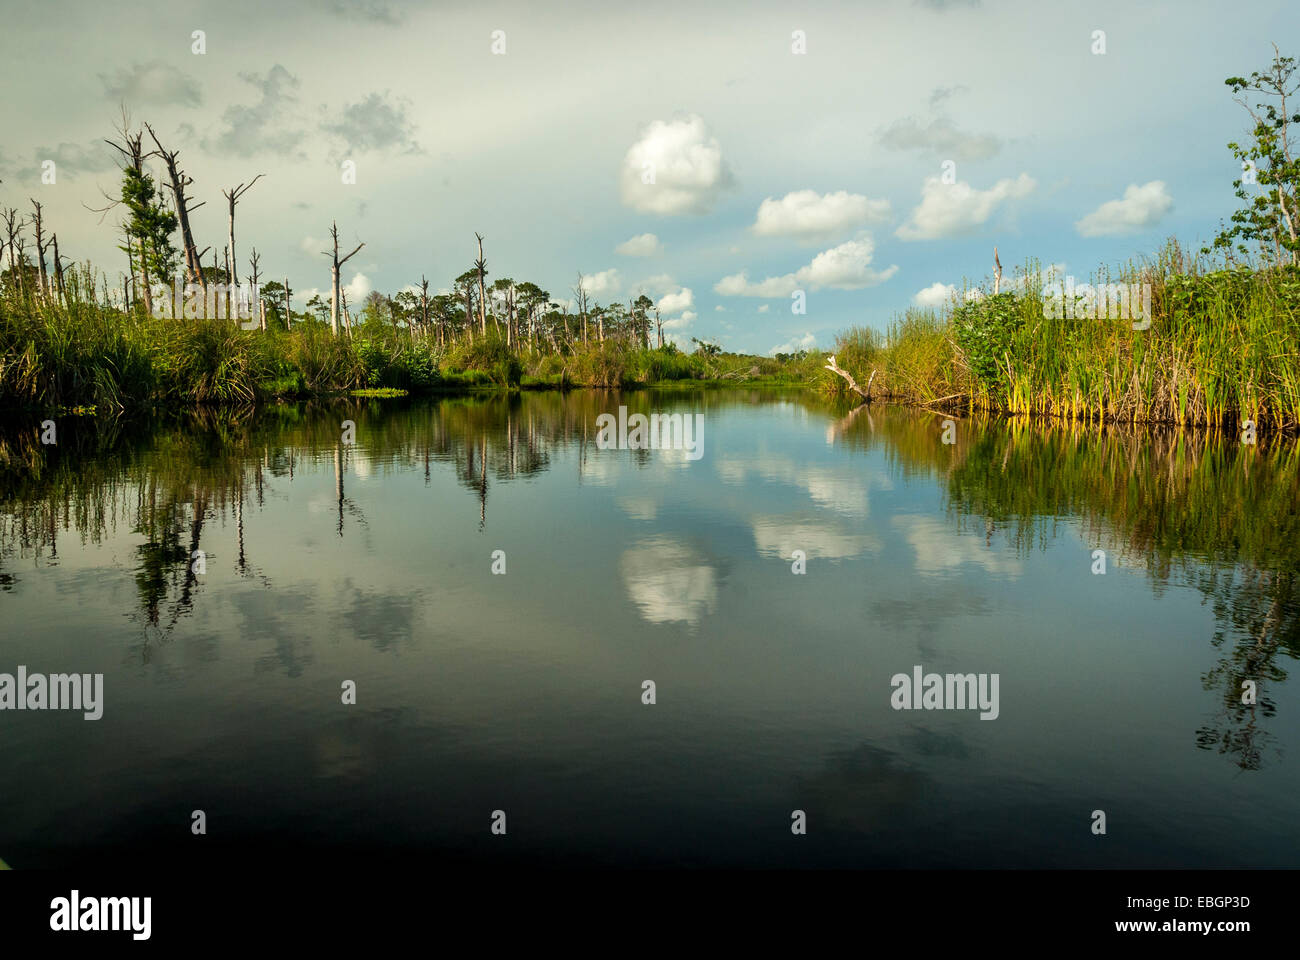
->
[1,390,1297,868]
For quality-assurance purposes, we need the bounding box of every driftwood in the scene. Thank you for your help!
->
[824,354,875,402]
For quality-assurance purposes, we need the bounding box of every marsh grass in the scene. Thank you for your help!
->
[826,244,1300,432]
[1,266,807,410]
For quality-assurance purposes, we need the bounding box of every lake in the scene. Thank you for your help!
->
[1,389,1297,868]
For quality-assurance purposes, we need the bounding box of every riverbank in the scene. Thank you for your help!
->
[821,246,1300,434]
[0,286,820,411]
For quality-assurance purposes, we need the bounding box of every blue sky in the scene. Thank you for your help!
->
[1,0,1293,353]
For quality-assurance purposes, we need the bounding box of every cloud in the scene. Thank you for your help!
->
[663,309,696,331]
[620,114,734,215]
[620,537,717,625]
[657,286,694,314]
[913,282,957,308]
[752,189,891,240]
[99,61,202,107]
[928,85,967,108]
[896,173,1036,240]
[344,272,372,302]
[879,117,1001,161]
[1074,181,1172,237]
[615,232,663,256]
[322,91,420,154]
[204,65,304,156]
[714,305,726,312]
[768,332,817,356]
[757,304,770,313]
[893,515,1021,578]
[751,517,878,559]
[315,0,421,23]
[579,268,620,298]
[715,237,898,297]
[33,140,117,177]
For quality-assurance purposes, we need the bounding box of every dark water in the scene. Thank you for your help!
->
[1,390,1297,869]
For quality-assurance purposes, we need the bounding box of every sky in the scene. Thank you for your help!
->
[0,0,1293,354]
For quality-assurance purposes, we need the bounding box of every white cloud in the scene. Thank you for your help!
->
[757,304,770,313]
[657,286,694,314]
[892,515,1022,578]
[1075,181,1172,237]
[752,189,890,240]
[768,332,816,355]
[896,173,1036,241]
[639,273,677,296]
[620,114,733,215]
[913,281,957,308]
[579,268,620,298]
[714,305,726,312]
[663,309,696,331]
[715,237,898,297]
[620,537,718,625]
[344,272,372,302]
[615,232,663,256]
[751,517,877,560]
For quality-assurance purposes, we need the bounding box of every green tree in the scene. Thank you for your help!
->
[1209,46,1300,265]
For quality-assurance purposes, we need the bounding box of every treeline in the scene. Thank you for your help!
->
[0,112,822,409]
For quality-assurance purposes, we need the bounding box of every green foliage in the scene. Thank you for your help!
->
[1208,47,1300,265]
[951,292,1025,398]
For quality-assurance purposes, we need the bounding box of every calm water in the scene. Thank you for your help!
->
[1,390,1297,869]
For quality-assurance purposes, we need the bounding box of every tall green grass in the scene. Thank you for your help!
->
[0,266,812,409]
[824,245,1300,432]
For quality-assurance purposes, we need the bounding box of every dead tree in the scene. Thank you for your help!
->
[145,124,205,289]
[574,273,589,345]
[474,233,488,336]
[419,275,430,339]
[249,248,264,331]
[323,221,364,335]
[51,234,67,305]
[284,276,291,331]
[30,200,50,300]
[220,174,263,292]
[993,246,1002,295]
[1,208,21,276]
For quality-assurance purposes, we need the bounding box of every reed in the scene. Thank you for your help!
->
[824,243,1300,432]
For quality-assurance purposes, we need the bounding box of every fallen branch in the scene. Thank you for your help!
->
[824,354,874,402]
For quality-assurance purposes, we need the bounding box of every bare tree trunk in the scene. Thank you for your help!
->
[146,125,206,290]
[993,246,1002,295]
[51,234,66,306]
[221,175,263,297]
[284,276,291,331]
[30,200,49,300]
[137,235,152,315]
[249,248,263,331]
[475,233,488,337]
[419,276,430,341]
[324,221,364,335]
